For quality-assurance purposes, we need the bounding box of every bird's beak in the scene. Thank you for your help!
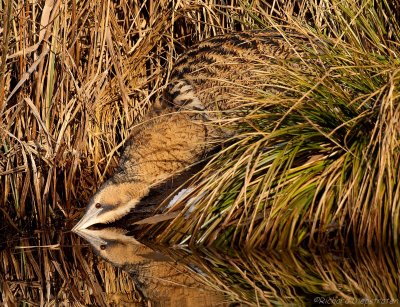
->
[72,206,102,231]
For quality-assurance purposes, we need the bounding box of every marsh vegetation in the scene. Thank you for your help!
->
[1,0,400,304]
[1,0,399,247]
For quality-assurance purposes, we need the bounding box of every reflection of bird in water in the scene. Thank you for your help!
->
[73,31,309,230]
[74,227,227,306]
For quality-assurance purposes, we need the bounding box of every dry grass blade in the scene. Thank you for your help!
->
[0,0,13,110]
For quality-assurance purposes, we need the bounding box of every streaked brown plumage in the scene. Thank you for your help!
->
[167,31,307,111]
[73,31,308,230]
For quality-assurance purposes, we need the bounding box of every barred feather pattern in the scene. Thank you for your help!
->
[166,31,309,112]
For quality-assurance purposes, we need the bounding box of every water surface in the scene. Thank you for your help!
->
[1,226,399,306]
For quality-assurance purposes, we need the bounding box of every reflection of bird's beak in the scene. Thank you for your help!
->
[72,206,102,231]
[73,227,141,252]
[73,228,108,247]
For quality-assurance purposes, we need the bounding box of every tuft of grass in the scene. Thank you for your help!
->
[142,0,400,248]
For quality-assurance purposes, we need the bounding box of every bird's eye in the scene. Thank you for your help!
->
[100,244,106,250]
[95,203,102,209]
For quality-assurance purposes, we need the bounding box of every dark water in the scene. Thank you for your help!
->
[1,226,399,306]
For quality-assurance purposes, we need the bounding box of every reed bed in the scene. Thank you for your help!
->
[1,0,399,249]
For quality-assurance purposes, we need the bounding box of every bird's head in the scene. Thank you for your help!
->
[72,180,148,230]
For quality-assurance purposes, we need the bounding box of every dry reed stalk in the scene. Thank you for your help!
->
[0,0,13,110]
